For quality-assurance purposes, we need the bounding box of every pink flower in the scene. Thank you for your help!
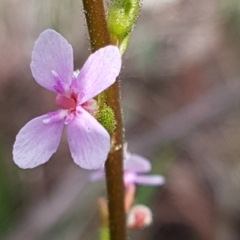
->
[90,151,165,187]
[13,29,121,170]
[127,205,153,228]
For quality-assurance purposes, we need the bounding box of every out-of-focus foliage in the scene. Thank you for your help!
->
[0,144,16,236]
[220,0,240,66]
[136,146,175,205]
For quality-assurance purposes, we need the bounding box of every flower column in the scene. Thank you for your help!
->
[82,1,126,240]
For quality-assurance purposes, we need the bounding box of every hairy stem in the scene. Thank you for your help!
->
[82,1,126,240]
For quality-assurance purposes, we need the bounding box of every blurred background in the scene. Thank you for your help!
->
[1,0,240,239]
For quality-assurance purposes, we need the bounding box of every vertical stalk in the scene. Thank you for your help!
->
[82,1,126,240]
[82,0,110,50]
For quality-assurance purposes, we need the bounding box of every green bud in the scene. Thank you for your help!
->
[97,93,106,108]
[107,0,140,48]
[96,105,116,133]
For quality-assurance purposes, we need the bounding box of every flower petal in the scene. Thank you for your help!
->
[31,29,73,94]
[13,114,64,169]
[124,154,152,173]
[76,46,121,104]
[67,107,110,170]
[134,175,165,186]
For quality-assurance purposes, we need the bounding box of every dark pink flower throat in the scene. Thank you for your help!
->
[56,94,77,110]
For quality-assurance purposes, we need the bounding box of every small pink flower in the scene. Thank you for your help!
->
[90,151,165,187]
[127,205,153,228]
[13,29,121,170]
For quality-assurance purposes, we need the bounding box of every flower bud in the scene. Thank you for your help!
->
[107,0,141,53]
[96,105,116,133]
[127,205,153,228]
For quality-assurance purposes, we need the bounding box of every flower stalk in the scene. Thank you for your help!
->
[82,1,126,240]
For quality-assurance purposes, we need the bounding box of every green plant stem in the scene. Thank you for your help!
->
[82,1,126,240]
[100,226,110,240]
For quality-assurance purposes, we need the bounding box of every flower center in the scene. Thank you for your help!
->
[56,94,77,110]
